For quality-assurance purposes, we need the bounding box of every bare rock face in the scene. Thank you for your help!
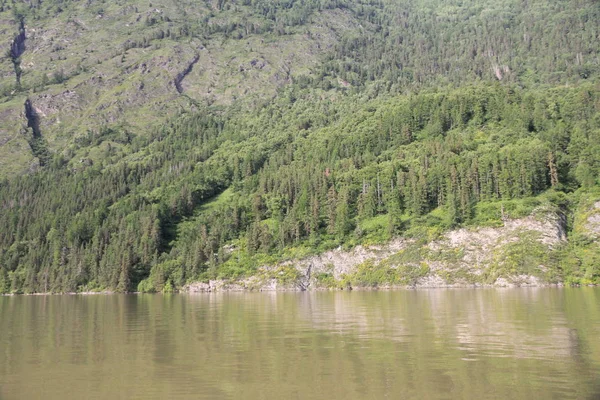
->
[33,90,82,119]
[282,238,412,281]
[185,277,295,293]
[428,212,567,282]
[183,208,568,292]
[446,213,566,249]
[494,275,543,287]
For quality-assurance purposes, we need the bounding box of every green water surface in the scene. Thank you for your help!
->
[1,288,599,399]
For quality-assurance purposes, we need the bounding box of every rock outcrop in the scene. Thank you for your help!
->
[184,208,568,292]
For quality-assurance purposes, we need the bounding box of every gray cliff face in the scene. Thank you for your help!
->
[184,208,568,292]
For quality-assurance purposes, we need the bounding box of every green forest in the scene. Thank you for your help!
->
[0,0,599,293]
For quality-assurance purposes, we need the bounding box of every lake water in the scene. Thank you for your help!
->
[1,288,599,399]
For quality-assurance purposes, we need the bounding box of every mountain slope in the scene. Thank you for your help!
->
[0,0,598,177]
[0,0,599,293]
[0,0,356,175]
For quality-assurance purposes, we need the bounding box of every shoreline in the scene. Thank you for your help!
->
[3,205,598,296]
[7,282,600,296]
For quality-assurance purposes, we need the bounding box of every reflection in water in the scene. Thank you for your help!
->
[0,289,599,399]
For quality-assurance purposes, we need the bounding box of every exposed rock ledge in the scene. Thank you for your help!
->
[184,209,568,292]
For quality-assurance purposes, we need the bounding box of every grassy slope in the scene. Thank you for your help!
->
[0,0,598,293]
[0,0,353,177]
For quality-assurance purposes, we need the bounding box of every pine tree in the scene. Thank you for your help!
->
[335,188,352,238]
[326,186,337,235]
[117,249,132,293]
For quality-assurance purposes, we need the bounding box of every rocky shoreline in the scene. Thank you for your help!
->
[183,280,567,293]
[4,203,598,295]
[184,209,570,293]
[3,282,570,296]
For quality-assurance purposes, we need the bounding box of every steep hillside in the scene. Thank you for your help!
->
[0,0,598,177]
[2,83,600,294]
[0,0,599,293]
[0,0,356,175]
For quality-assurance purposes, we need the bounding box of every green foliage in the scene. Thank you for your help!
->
[558,191,600,285]
[387,243,429,266]
[314,272,338,289]
[485,232,562,284]
[0,0,599,292]
[137,278,156,293]
[1,83,599,292]
[216,250,276,280]
[355,214,390,245]
[341,260,399,288]
[162,280,175,294]
[262,265,302,286]
[341,259,430,288]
